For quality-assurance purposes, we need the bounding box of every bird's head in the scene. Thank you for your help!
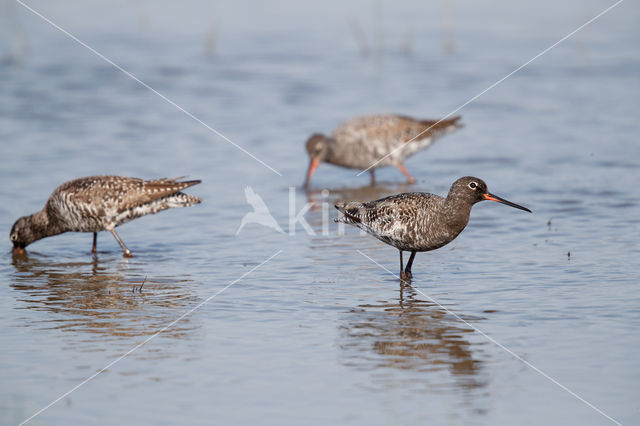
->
[10,215,38,256]
[304,134,330,189]
[449,176,531,212]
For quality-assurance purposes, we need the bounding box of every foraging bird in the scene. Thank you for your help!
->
[10,176,201,257]
[335,176,531,280]
[304,114,462,188]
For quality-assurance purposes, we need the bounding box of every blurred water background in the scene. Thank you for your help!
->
[0,0,639,424]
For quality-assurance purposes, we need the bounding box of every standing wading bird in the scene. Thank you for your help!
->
[304,114,462,188]
[335,176,531,280]
[10,176,201,257]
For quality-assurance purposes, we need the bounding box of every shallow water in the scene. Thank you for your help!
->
[1,0,639,425]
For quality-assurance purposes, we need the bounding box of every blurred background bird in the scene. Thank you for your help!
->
[304,114,462,188]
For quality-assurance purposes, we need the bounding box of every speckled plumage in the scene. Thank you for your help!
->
[10,176,201,257]
[305,114,462,187]
[337,192,468,252]
[336,176,531,279]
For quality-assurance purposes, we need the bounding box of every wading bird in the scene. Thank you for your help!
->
[10,176,201,257]
[336,176,531,279]
[304,114,462,188]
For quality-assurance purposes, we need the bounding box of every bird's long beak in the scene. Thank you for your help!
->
[304,157,320,189]
[483,192,531,213]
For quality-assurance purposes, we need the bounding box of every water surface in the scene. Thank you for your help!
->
[1,1,639,425]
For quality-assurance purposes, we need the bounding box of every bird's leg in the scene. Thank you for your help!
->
[399,250,407,280]
[370,169,376,186]
[404,251,417,279]
[397,164,416,184]
[91,232,97,253]
[110,229,133,257]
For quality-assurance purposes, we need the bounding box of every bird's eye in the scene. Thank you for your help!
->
[10,234,17,242]
[468,182,478,189]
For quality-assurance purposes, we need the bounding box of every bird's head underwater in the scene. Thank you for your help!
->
[10,215,39,255]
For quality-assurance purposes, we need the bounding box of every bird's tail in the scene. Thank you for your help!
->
[420,115,463,135]
[335,201,364,224]
[178,179,202,190]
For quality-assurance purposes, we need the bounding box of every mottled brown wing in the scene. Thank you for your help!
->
[361,193,428,235]
[394,115,463,142]
[53,176,200,214]
[117,178,201,213]
[333,115,412,143]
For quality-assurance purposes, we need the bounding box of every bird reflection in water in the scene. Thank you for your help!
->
[10,253,198,342]
[339,283,487,391]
